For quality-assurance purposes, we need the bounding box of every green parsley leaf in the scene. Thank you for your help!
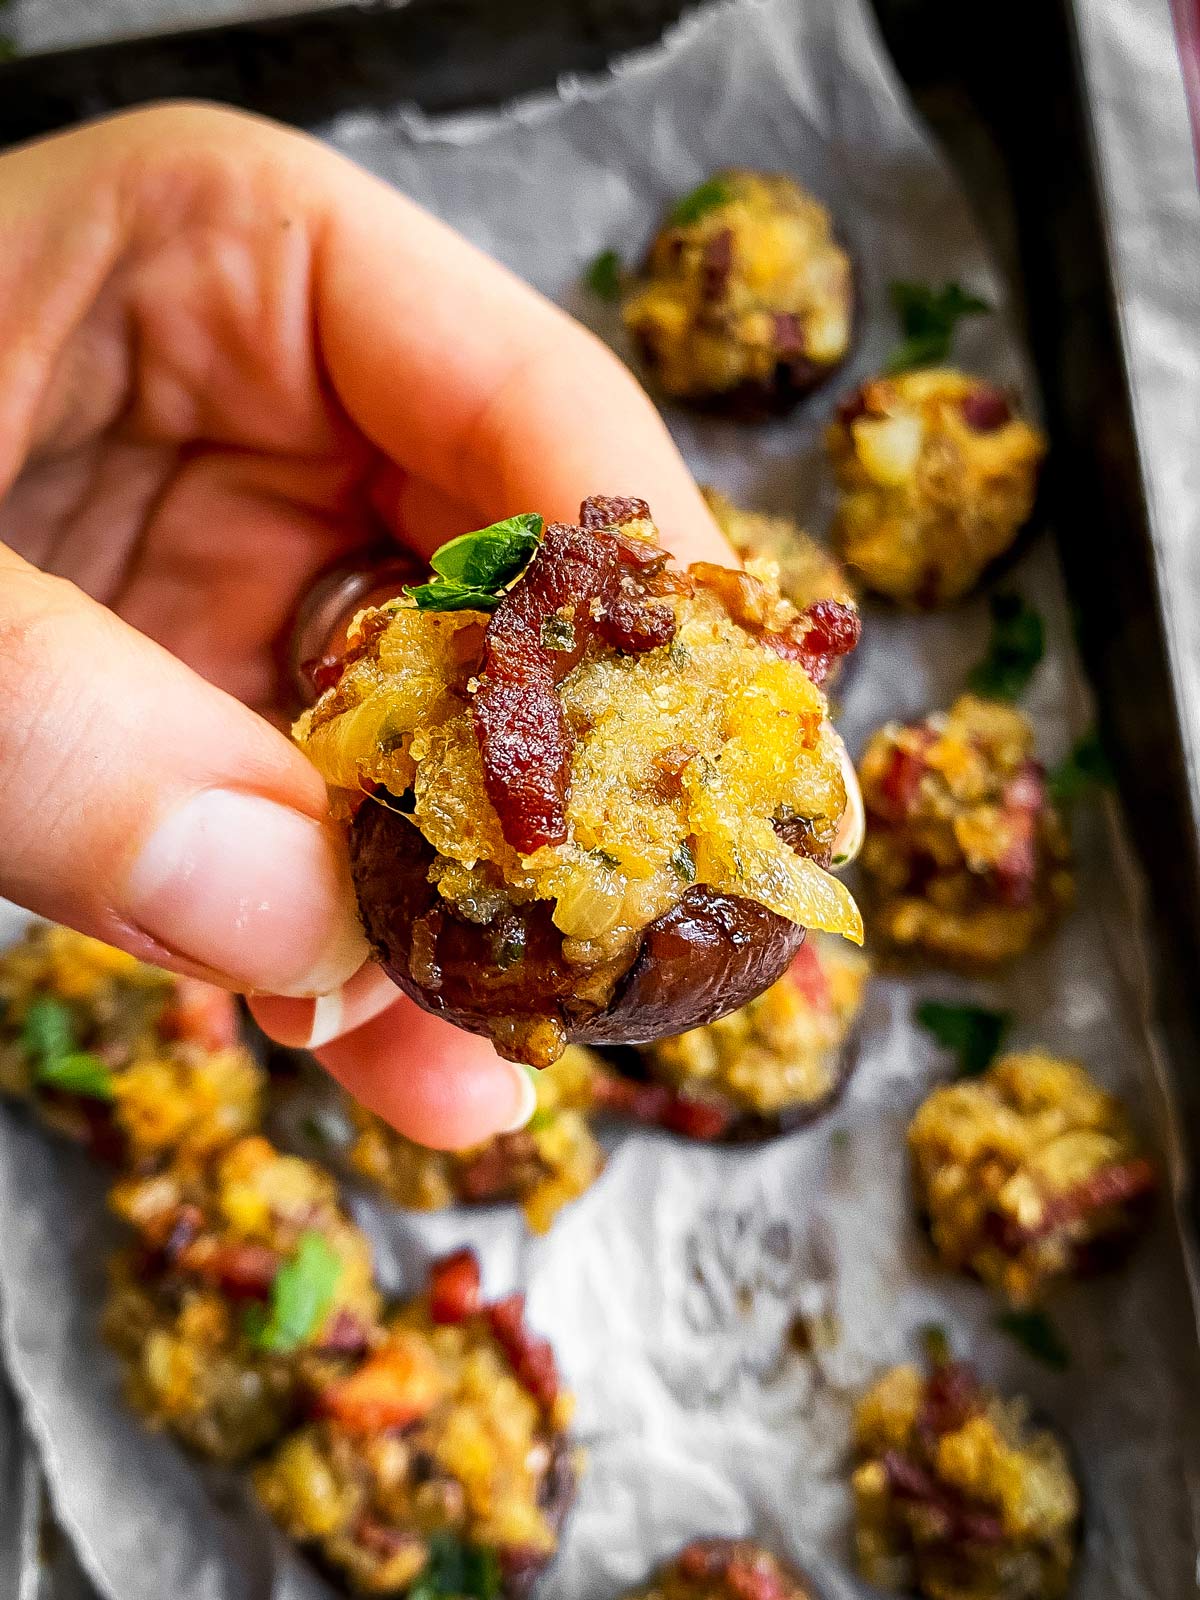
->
[996,1309,1070,1371]
[917,1000,1011,1078]
[407,515,544,613]
[584,248,624,302]
[245,1231,342,1353]
[1048,728,1114,804]
[966,592,1045,700]
[37,1052,114,1101]
[885,280,991,373]
[20,997,115,1100]
[21,995,75,1065]
[669,176,731,227]
[670,841,696,883]
[429,515,543,589]
[405,583,502,613]
[409,1534,502,1600]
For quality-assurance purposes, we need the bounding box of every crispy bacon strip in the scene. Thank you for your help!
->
[473,501,675,854]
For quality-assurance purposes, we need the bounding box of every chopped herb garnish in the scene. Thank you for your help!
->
[584,247,624,302]
[996,1309,1070,1371]
[917,1000,1011,1078]
[37,1053,115,1101]
[245,1231,341,1353]
[409,1533,502,1600]
[407,515,544,613]
[591,847,621,869]
[885,280,991,374]
[1048,728,1114,803]
[670,841,696,883]
[669,176,731,227]
[966,592,1044,701]
[919,1322,952,1368]
[539,615,577,653]
[21,996,114,1101]
[492,925,527,971]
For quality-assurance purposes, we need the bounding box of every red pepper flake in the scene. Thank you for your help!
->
[428,1248,482,1325]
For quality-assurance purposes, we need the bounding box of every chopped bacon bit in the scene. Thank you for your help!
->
[302,652,345,696]
[836,386,871,427]
[158,978,240,1052]
[588,1068,731,1140]
[917,1361,984,1439]
[317,1309,373,1356]
[993,1156,1158,1254]
[701,228,735,303]
[773,312,806,355]
[176,1238,282,1300]
[352,1520,425,1562]
[877,731,936,820]
[487,1293,560,1409]
[785,940,832,1011]
[598,591,677,653]
[960,386,1013,433]
[318,1340,443,1434]
[881,1448,1005,1547]
[579,495,651,531]
[473,518,676,853]
[429,1248,482,1325]
[678,1542,731,1581]
[761,598,862,687]
[992,762,1045,907]
[725,1553,792,1600]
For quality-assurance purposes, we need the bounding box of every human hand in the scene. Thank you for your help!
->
[0,103,727,1147]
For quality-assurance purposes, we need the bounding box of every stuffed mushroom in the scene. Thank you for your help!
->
[827,370,1046,606]
[852,1357,1079,1600]
[702,489,855,684]
[254,1248,576,1597]
[104,1134,381,1463]
[625,1539,817,1600]
[349,1045,606,1234]
[0,923,262,1166]
[910,1050,1155,1304]
[602,936,868,1138]
[621,170,853,412]
[294,496,863,1068]
[858,697,1072,967]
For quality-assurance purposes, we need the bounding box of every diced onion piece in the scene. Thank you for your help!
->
[852,413,924,486]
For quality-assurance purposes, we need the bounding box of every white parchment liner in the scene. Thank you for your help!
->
[1,0,1198,1595]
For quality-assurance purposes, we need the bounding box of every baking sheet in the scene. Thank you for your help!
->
[2,0,1200,1595]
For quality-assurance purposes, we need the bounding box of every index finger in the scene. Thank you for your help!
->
[302,129,728,564]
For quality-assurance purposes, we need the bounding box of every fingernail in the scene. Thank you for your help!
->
[500,1063,539,1133]
[307,988,345,1049]
[124,789,368,997]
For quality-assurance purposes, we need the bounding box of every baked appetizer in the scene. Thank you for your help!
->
[625,1539,816,1600]
[702,489,855,685]
[608,936,868,1138]
[104,1135,380,1463]
[827,370,1045,606]
[294,496,863,1068]
[621,171,853,412]
[0,923,262,1166]
[852,1357,1079,1600]
[910,1050,1156,1304]
[349,1045,605,1234]
[254,1249,576,1597]
[858,697,1072,967]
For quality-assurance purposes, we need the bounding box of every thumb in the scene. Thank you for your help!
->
[0,548,366,996]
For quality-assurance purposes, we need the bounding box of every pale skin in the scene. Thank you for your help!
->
[0,103,729,1149]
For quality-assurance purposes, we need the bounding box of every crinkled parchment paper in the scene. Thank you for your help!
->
[2,0,1200,1595]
